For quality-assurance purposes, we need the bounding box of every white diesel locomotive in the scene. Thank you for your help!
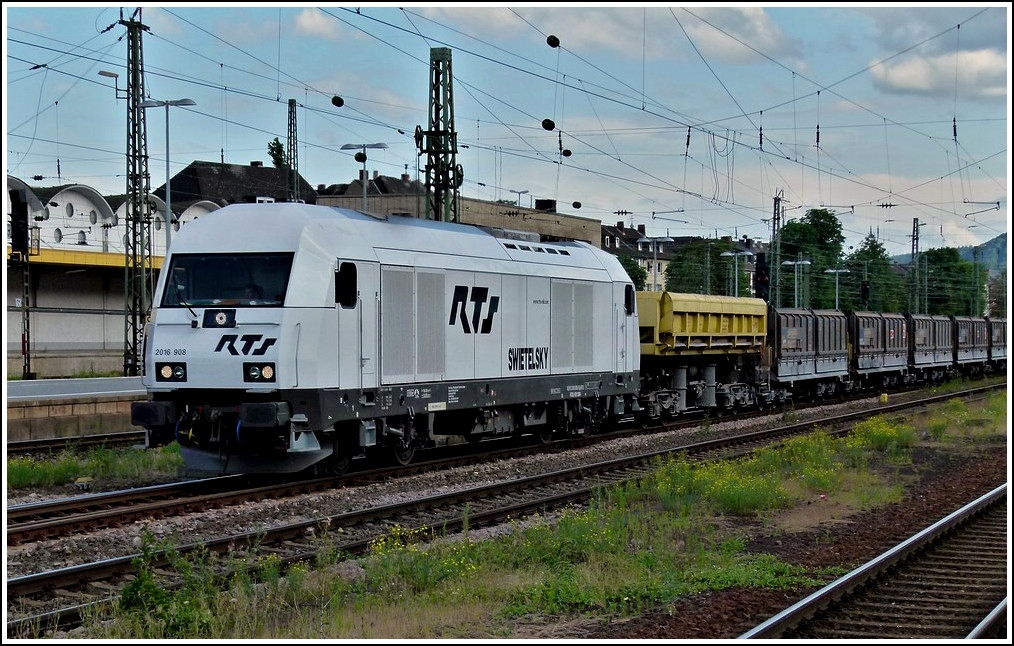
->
[131,203,641,474]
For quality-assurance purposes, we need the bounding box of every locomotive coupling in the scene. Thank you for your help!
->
[238,402,291,427]
[131,401,177,428]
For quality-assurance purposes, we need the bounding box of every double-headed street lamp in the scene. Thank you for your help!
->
[341,143,389,211]
[140,97,197,253]
[823,268,850,310]
[720,250,754,297]
[509,188,529,207]
[637,234,674,292]
[781,258,812,307]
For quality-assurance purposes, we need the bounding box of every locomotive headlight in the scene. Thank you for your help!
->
[155,362,187,382]
[243,362,276,383]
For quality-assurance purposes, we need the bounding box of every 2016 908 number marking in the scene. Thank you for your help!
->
[155,348,186,356]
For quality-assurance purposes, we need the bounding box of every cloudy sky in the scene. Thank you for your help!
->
[5,3,1009,256]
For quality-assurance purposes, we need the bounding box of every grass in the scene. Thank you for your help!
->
[6,443,184,489]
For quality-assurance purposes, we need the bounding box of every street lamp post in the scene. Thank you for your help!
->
[823,268,850,310]
[98,70,127,100]
[781,258,812,307]
[509,188,529,207]
[637,234,674,292]
[140,98,196,253]
[341,143,389,211]
[720,250,754,297]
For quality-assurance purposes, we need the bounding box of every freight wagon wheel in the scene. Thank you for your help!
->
[392,445,416,466]
[318,453,351,477]
[538,426,554,444]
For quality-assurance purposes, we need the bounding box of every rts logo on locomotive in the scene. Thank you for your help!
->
[448,285,500,334]
[214,334,277,356]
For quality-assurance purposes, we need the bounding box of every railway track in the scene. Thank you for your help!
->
[7,376,1002,458]
[7,384,999,546]
[6,431,146,456]
[6,383,1004,637]
[742,484,1007,640]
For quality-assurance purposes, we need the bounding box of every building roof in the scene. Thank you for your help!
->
[315,172,425,198]
[164,160,319,209]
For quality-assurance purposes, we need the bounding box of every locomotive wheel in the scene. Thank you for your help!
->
[392,445,416,466]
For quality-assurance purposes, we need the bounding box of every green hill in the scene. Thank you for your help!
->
[893,232,1007,271]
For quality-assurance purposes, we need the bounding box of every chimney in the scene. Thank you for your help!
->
[250,161,263,168]
[360,169,368,183]
[317,184,326,192]
[637,224,646,234]
[402,173,410,182]
[616,221,624,230]
[373,170,379,180]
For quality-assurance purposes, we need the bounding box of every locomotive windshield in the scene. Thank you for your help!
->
[161,252,294,308]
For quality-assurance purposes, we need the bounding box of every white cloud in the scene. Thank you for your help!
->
[684,7,801,66]
[293,8,342,40]
[147,8,185,38]
[870,49,1007,99]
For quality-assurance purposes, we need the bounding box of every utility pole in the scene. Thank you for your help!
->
[771,191,782,308]
[120,8,153,377]
[971,247,979,315]
[417,47,461,222]
[286,98,299,202]
[8,189,34,379]
[704,240,712,295]
[911,217,920,314]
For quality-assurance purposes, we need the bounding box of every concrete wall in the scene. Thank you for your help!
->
[8,261,128,377]
[6,394,137,442]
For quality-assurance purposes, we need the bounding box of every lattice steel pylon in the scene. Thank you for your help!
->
[415,47,462,222]
[120,8,154,376]
[287,98,299,202]
[911,217,921,314]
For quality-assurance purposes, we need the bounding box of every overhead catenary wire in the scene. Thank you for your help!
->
[6,6,1005,246]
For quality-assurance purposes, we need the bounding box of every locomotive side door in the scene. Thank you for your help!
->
[615,283,636,374]
[335,260,379,390]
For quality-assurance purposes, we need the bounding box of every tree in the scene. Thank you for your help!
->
[777,208,846,309]
[923,247,977,316]
[843,234,906,313]
[664,239,736,295]
[268,137,287,169]
[617,255,647,291]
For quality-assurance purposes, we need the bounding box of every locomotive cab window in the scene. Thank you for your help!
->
[161,252,292,307]
[336,262,358,309]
